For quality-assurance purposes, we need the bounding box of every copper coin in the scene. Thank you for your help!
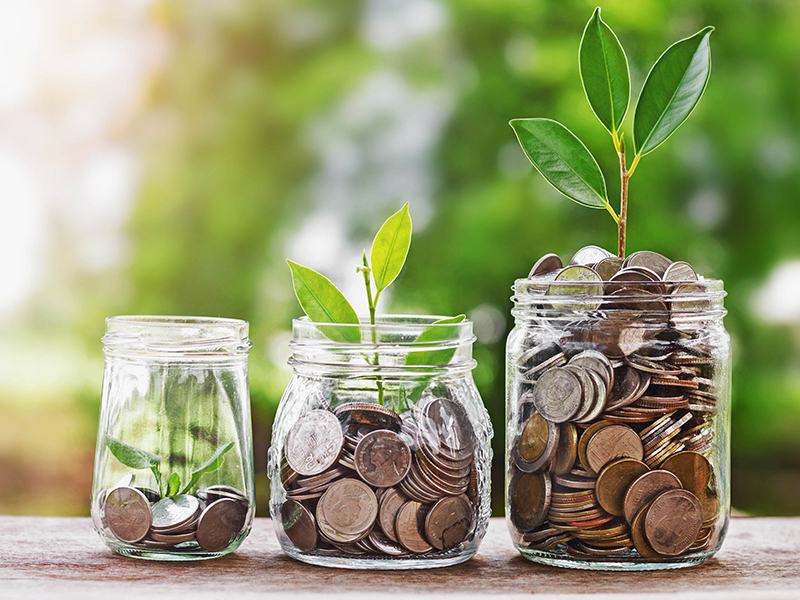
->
[551,422,578,475]
[316,478,378,543]
[395,501,433,554]
[514,413,559,472]
[378,487,407,542]
[509,470,551,531]
[577,420,613,468]
[533,367,582,423]
[354,429,412,487]
[630,500,660,558]
[424,495,473,550]
[644,489,703,556]
[285,409,344,476]
[103,486,151,544]
[334,402,402,431]
[661,451,712,496]
[196,498,247,552]
[281,499,317,552]
[595,458,650,516]
[623,470,682,524]
[585,424,643,474]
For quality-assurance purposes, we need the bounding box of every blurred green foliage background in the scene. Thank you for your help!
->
[1,0,799,517]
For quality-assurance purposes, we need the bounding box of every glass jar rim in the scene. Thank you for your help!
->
[103,315,251,359]
[291,314,474,344]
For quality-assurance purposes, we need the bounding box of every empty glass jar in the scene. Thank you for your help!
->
[505,258,730,570]
[269,315,492,569]
[91,316,255,561]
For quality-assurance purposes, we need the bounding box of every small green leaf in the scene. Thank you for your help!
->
[106,437,160,470]
[287,260,361,344]
[405,314,466,367]
[633,27,714,156]
[370,203,412,294]
[179,442,234,495]
[579,7,630,134]
[167,472,181,496]
[510,118,609,209]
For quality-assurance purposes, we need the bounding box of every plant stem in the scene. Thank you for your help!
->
[617,144,629,259]
[360,252,385,405]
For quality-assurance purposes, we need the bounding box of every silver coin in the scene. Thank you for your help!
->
[663,261,698,282]
[285,409,344,476]
[151,494,200,530]
[571,245,614,266]
[532,368,582,423]
[594,257,623,280]
[529,253,563,277]
[547,266,604,310]
[624,250,672,277]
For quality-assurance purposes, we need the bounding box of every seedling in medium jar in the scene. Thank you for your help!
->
[510,7,713,258]
[287,203,464,408]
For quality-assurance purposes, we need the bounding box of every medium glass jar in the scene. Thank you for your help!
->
[269,315,492,569]
[505,275,730,570]
[91,316,255,561]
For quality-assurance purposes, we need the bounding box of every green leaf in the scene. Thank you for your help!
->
[179,441,234,495]
[633,27,714,156]
[405,314,466,367]
[166,472,181,496]
[579,7,630,134]
[106,436,160,470]
[510,118,609,209]
[370,203,412,294]
[287,260,361,344]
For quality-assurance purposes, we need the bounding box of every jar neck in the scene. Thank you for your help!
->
[102,316,251,364]
[289,315,476,378]
[511,277,727,328]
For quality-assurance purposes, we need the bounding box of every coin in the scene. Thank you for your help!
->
[316,478,378,544]
[585,424,643,474]
[103,486,151,543]
[663,261,698,282]
[594,257,623,281]
[571,245,614,266]
[644,489,702,556]
[623,470,682,524]
[595,458,650,516]
[424,495,473,550]
[533,368,582,423]
[551,422,578,475]
[354,429,412,488]
[151,494,200,531]
[417,397,475,459]
[334,402,402,432]
[548,266,604,310]
[509,470,551,531]
[514,412,558,472]
[281,499,318,552]
[660,451,712,497]
[196,498,247,552]
[630,500,660,559]
[624,251,672,277]
[395,501,433,554]
[378,487,408,542]
[368,530,407,556]
[529,253,563,277]
[286,409,344,476]
[149,530,196,545]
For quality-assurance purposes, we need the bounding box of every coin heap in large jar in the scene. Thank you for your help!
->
[98,481,249,552]
[509,246,722,561]
[279,396,479,558]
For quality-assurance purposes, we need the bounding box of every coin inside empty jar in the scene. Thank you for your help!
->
[507,247,728,568]
[278,396,480,560]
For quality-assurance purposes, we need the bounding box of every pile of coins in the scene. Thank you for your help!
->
[508,247,723,562]
[99,481,249,553]
[279,395,479,558]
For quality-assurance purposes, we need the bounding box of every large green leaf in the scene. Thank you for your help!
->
[579,7,630,134]
[633,27,714,156]
[510,118,609,209]
[370,203,412,294]
[287,260,360,343]
[179,441,234,494]
[106,436,160,470]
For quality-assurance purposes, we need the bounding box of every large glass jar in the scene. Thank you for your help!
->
[91,316,255,561]
[505,270,730,570]
[269,316,492,569]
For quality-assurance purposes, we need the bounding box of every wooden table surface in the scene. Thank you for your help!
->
[0,516,797,599]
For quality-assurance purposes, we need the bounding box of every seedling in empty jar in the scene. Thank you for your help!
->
[510,8,713,258]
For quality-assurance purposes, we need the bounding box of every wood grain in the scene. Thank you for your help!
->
[0,517,797,599]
